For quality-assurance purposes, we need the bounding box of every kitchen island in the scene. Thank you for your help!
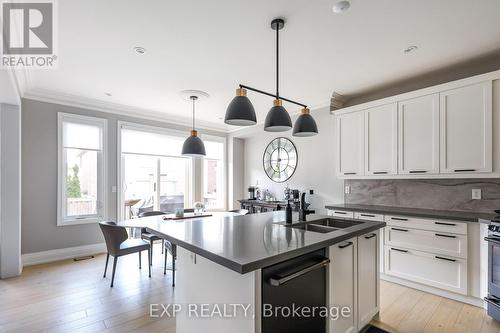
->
[118,211,385,333]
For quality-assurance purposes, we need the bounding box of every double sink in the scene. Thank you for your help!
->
[284,218,363,234]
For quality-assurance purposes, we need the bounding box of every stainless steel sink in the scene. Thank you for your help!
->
[284,218,363,234]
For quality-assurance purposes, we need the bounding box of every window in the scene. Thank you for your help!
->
[202,137,225,210]
[118,123,193,219]
[58,113,106,226]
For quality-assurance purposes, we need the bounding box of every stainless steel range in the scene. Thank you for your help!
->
[485,217,500,321]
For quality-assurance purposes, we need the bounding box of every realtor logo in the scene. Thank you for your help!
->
[1,0,57,68]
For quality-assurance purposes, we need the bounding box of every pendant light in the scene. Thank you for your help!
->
[224,18,318,137]
[182,95,206,157]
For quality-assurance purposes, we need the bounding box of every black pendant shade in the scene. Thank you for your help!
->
[182,96,206,157]
[224,88,257,126]
[182,130,206,157]
[264,99,292,132]
[293,108,318,137]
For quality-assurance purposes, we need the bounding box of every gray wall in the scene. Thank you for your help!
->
[0,104,22,277]
[228,137,244,210]
[345,179,500,213]
[21,98,226,254]
[242,107,344,214]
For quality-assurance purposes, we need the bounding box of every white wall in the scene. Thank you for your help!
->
[240,106,343,214]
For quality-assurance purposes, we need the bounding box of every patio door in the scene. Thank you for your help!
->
[118,123,193,220]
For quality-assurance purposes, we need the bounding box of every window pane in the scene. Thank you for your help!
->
[63,122,101,149]
[203,158,223,209]
[159,157,188,212]
[121,128,186,156]
[65,148,98,217]
[123,154,157,218]
[205,140,224,159]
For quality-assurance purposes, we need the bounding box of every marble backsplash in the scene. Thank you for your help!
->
[344,179,500,213]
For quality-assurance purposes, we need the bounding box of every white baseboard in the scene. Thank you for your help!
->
[22,243,107,267]
[381,273,486,308]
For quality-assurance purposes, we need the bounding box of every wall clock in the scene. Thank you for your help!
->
[263,137,297,183]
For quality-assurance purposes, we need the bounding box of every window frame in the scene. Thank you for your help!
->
[116,121,195,221]
[57,113,107,226]
[200,134,227,211]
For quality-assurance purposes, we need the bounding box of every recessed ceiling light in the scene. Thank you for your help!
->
[403,45,418,54]
[333,1,350,13]
[133,46,146,55]
[104,92,112,97]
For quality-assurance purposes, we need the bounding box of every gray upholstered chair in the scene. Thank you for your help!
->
[229,209,249,215]
[99,221,151,287]
[138,211,166,265]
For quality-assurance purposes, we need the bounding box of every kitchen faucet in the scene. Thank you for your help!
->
[299,192,313,221]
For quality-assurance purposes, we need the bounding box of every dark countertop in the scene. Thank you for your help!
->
[325,203,497,223]
[117,211,385,274]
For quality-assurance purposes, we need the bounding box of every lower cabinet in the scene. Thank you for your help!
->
[357,231,379,329]
[329,231,380,333]
[329,238,357,333]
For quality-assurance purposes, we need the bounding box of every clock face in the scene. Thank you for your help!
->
[263,137,297,183]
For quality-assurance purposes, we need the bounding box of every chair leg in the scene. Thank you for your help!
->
[148,248,151,278]
[172,257,175,287]
[139,251,142,269]
[110,256,118,288]
[164,250,167,275]
[103,253,110,278]
[162,239,164,254]
[150,240,154,265]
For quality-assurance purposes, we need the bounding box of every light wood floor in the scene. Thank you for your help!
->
[1,244,499,333]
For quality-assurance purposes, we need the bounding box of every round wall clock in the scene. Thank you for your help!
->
[263,137,297,183]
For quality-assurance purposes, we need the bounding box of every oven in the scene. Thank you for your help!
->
[485,220,500,321]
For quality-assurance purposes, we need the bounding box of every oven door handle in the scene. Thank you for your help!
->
[484,237,500,245]
[269,258,330,287]
[485,296,500,309]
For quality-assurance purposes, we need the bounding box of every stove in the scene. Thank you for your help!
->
[484,216,500,321]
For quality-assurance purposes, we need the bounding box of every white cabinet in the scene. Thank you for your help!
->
[329,238,357,333]
[357,231,379,329]
[364,103,398,175]
[440,81,492,173]
[336,111,364,176]
[385,246,467,295]
[398,94,440,175]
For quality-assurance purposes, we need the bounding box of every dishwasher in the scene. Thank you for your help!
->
[261,249,329,333]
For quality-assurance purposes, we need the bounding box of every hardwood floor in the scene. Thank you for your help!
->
[0,244,499,333]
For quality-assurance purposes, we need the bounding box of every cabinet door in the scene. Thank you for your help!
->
[398,94,440,175]
[329,238,357,333]
[336,112,364,177]
[440,81,492,173]
[364,103,398,175]
[357,231,379,329]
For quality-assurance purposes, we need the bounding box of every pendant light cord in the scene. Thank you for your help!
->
[192,97,195,131]
[276,24,279,99]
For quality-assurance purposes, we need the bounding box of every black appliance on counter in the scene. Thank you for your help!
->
[485,214,500,321]
[261,249,329,333]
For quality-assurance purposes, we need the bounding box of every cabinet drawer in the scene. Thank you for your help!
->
[385,227,467,258]
[385,246,467,295]
[328,210,354,219]
[354,212,384,222]
[384,215,467,235]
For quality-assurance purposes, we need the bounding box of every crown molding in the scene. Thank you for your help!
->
[23,88,230,133]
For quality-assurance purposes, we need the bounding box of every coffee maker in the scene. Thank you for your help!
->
[248,186,256,200]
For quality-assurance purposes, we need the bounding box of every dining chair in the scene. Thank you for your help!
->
[138,211,166,265]
[163,240,177,287]
[99,221,151,287]
[229,209,249,215]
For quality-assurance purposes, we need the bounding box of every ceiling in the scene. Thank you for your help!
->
[21,0,500,132]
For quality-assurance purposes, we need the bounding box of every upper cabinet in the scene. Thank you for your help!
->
[439,82,492,174]
[365,103,397,175]
[336,111,364,177]
[398,94,440,175]
[333,72,497,179]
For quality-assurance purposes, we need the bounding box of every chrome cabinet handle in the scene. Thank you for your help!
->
[334,211,347,215]
[454,169,475,172]
[392,227,409,232]
[338,241,353,249]
[409,170,427,174]
[344,172,356,175]
[435,222,456,226]
[373,171,388,175]
[364,233,376,239]
[391,217,408,221]
[435,256,456,262]
[360,214,375,217]
[435,233,456,239]
[391,248,408,253]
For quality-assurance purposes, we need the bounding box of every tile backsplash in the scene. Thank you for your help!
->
[345,179,500,213]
